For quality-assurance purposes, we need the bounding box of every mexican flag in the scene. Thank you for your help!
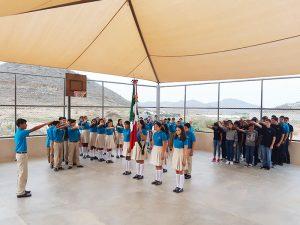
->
[129,79,139,150]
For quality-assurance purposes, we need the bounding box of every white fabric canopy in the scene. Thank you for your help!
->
[0,0,300,82]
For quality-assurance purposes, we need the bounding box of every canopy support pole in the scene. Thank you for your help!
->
[128,0,160,84]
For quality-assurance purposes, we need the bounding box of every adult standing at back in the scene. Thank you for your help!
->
[14,118,50,198]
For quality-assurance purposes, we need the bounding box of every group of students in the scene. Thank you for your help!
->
[208,115,293,170]
[44,116,196,194]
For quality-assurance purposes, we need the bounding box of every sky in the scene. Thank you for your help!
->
[1,61,299,107]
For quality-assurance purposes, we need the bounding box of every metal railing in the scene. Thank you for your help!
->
[0,71,299,140]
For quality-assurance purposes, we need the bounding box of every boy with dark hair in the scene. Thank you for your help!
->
[184,123,196,179]
[67,119,83,169]
[270,116,284,166]
[253,119,276,170]
[279,116,290,164]
[14,118,50,198]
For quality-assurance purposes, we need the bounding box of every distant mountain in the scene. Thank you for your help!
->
[0,62,129,107]
[276,102,300,109]
[140,98,258,108]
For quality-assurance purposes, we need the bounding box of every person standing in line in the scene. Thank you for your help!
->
[95,118,106,162]
[279,116,290,164]
[89,118,98,160]
[218,121,237,165]
[115,119,124,158]
[59,117,69,166]
[53,121,68,172]
[169,117,177,152]
[184,123,196,179]
[207,122,222,162]
[172,125,188,193]
[132,120,148,180]
[46,122,54,168]
[236,123,258,167]
[105,120,115,163]
[253,119,276,170]
[270,116,284,166]
[14,118,50,198]
[67,119,84,169]
[150,122,168,185]
[122,121,131,175]
[80,116,90,159]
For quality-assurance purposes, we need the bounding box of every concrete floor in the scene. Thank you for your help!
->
[0,151,300,225]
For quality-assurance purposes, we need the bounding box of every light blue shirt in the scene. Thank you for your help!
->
[173,137,188,149]
[53,127,65,142]
[153,131,167,146]
[97,126,106,134]
[116,126,124,133]
[186,131,196,149]
[137,129,147,141]
[68,127,81,142]
[106,127,115,136]
[14,128,30,153]
[123,128,130,142]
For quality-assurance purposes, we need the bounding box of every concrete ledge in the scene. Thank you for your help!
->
[0,136,47,163]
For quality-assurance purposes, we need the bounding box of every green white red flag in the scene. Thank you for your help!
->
[129,79,138,150]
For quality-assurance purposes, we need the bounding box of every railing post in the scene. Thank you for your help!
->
[217,82,220,121]
[156,84,160,118]
[102,81,104,118]
[260,79,264,119]
[184,85,187,122]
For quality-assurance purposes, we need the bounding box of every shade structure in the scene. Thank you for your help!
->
[0,0,300,83]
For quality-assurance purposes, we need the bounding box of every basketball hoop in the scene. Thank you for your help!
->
[73,91,87,97]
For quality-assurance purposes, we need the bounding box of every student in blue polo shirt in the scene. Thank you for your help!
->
[122,121,131,175]
[105,120,115,163]
[95,118,106,162]
[115,119,125,159]
[132,120,148,180]
[46,122,54,168]
[89,118,98,160]
[150,122,168,185]
[14,118,50,198]
[172,125,188,193]
[67,119,84,169]
[53,121,68,172]
[184,123,196,179]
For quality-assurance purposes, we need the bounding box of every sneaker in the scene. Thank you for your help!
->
[25,190,31,194]
[90,157,94,161]
[176,188,184,193]
[77,165,84,168]
[68,166,72,169]
[151,180,158,185]
[225,161,230,165]
[185,174,191,179]
[116,156,120,159]
[50,164,54,169]
[163,169,167,173]
[83,156,87,159]
[54,168,59,172]
[111,154,114,157]
[108,160,114,163]
[120,155,125,158]
[230,161,234,165]
[133,174,139,179]
[94,156,99,160]
[58,167,64,170]
[98,158,105,162]
[137,175,144,180]
[80,153,83,156]
[212,158,216,162]
[155,181,162,185]
[173,187,180,193]
[248,164,253,167]
[17,192,32,198]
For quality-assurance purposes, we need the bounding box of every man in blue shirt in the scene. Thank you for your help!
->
[184,123,196,179]
[14,118,50,198]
